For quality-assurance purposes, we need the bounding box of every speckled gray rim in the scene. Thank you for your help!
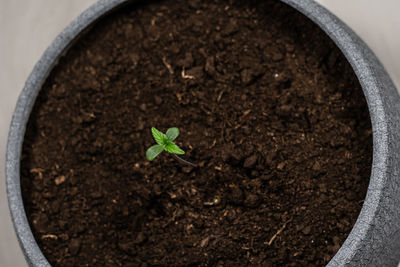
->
[6,0,400,266]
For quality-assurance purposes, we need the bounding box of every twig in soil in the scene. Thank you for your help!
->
[181,67,195,79]
[30,168,45,179]
[266,219,292,246]
[146,127,197,167]
[41,234,58,240]
[203,196,221,206]
[162,57,174,74]
[209,139,217,149]
[217,91,224,103]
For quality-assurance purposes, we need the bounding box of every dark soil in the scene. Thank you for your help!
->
[21,0,372,266]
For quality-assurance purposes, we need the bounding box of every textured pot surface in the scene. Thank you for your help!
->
[6,0,400,266]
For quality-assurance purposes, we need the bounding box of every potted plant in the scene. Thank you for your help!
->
[6,0,400,266]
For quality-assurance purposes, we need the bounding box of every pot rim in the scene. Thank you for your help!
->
[6,0,400,266]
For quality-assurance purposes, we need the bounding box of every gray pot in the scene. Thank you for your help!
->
[6,0,400,266]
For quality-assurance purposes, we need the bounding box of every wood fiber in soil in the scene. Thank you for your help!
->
[21,0,372,266]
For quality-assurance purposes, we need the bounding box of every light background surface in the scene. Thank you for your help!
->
[0,1,399,266]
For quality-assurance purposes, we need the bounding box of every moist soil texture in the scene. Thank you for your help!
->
[21,0,372,266]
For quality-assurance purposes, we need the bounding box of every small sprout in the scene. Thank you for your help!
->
[146,127,196,167]
[146,127,184,160]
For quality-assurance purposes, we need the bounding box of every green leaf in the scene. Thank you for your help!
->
[164,141,185,155]
[146,144,164,161]
[166,127,180,141]
[151,127,168,146]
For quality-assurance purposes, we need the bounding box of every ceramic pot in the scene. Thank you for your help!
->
[6,0,400,266]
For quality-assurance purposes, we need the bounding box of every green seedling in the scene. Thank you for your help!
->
[146,127,196,167]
